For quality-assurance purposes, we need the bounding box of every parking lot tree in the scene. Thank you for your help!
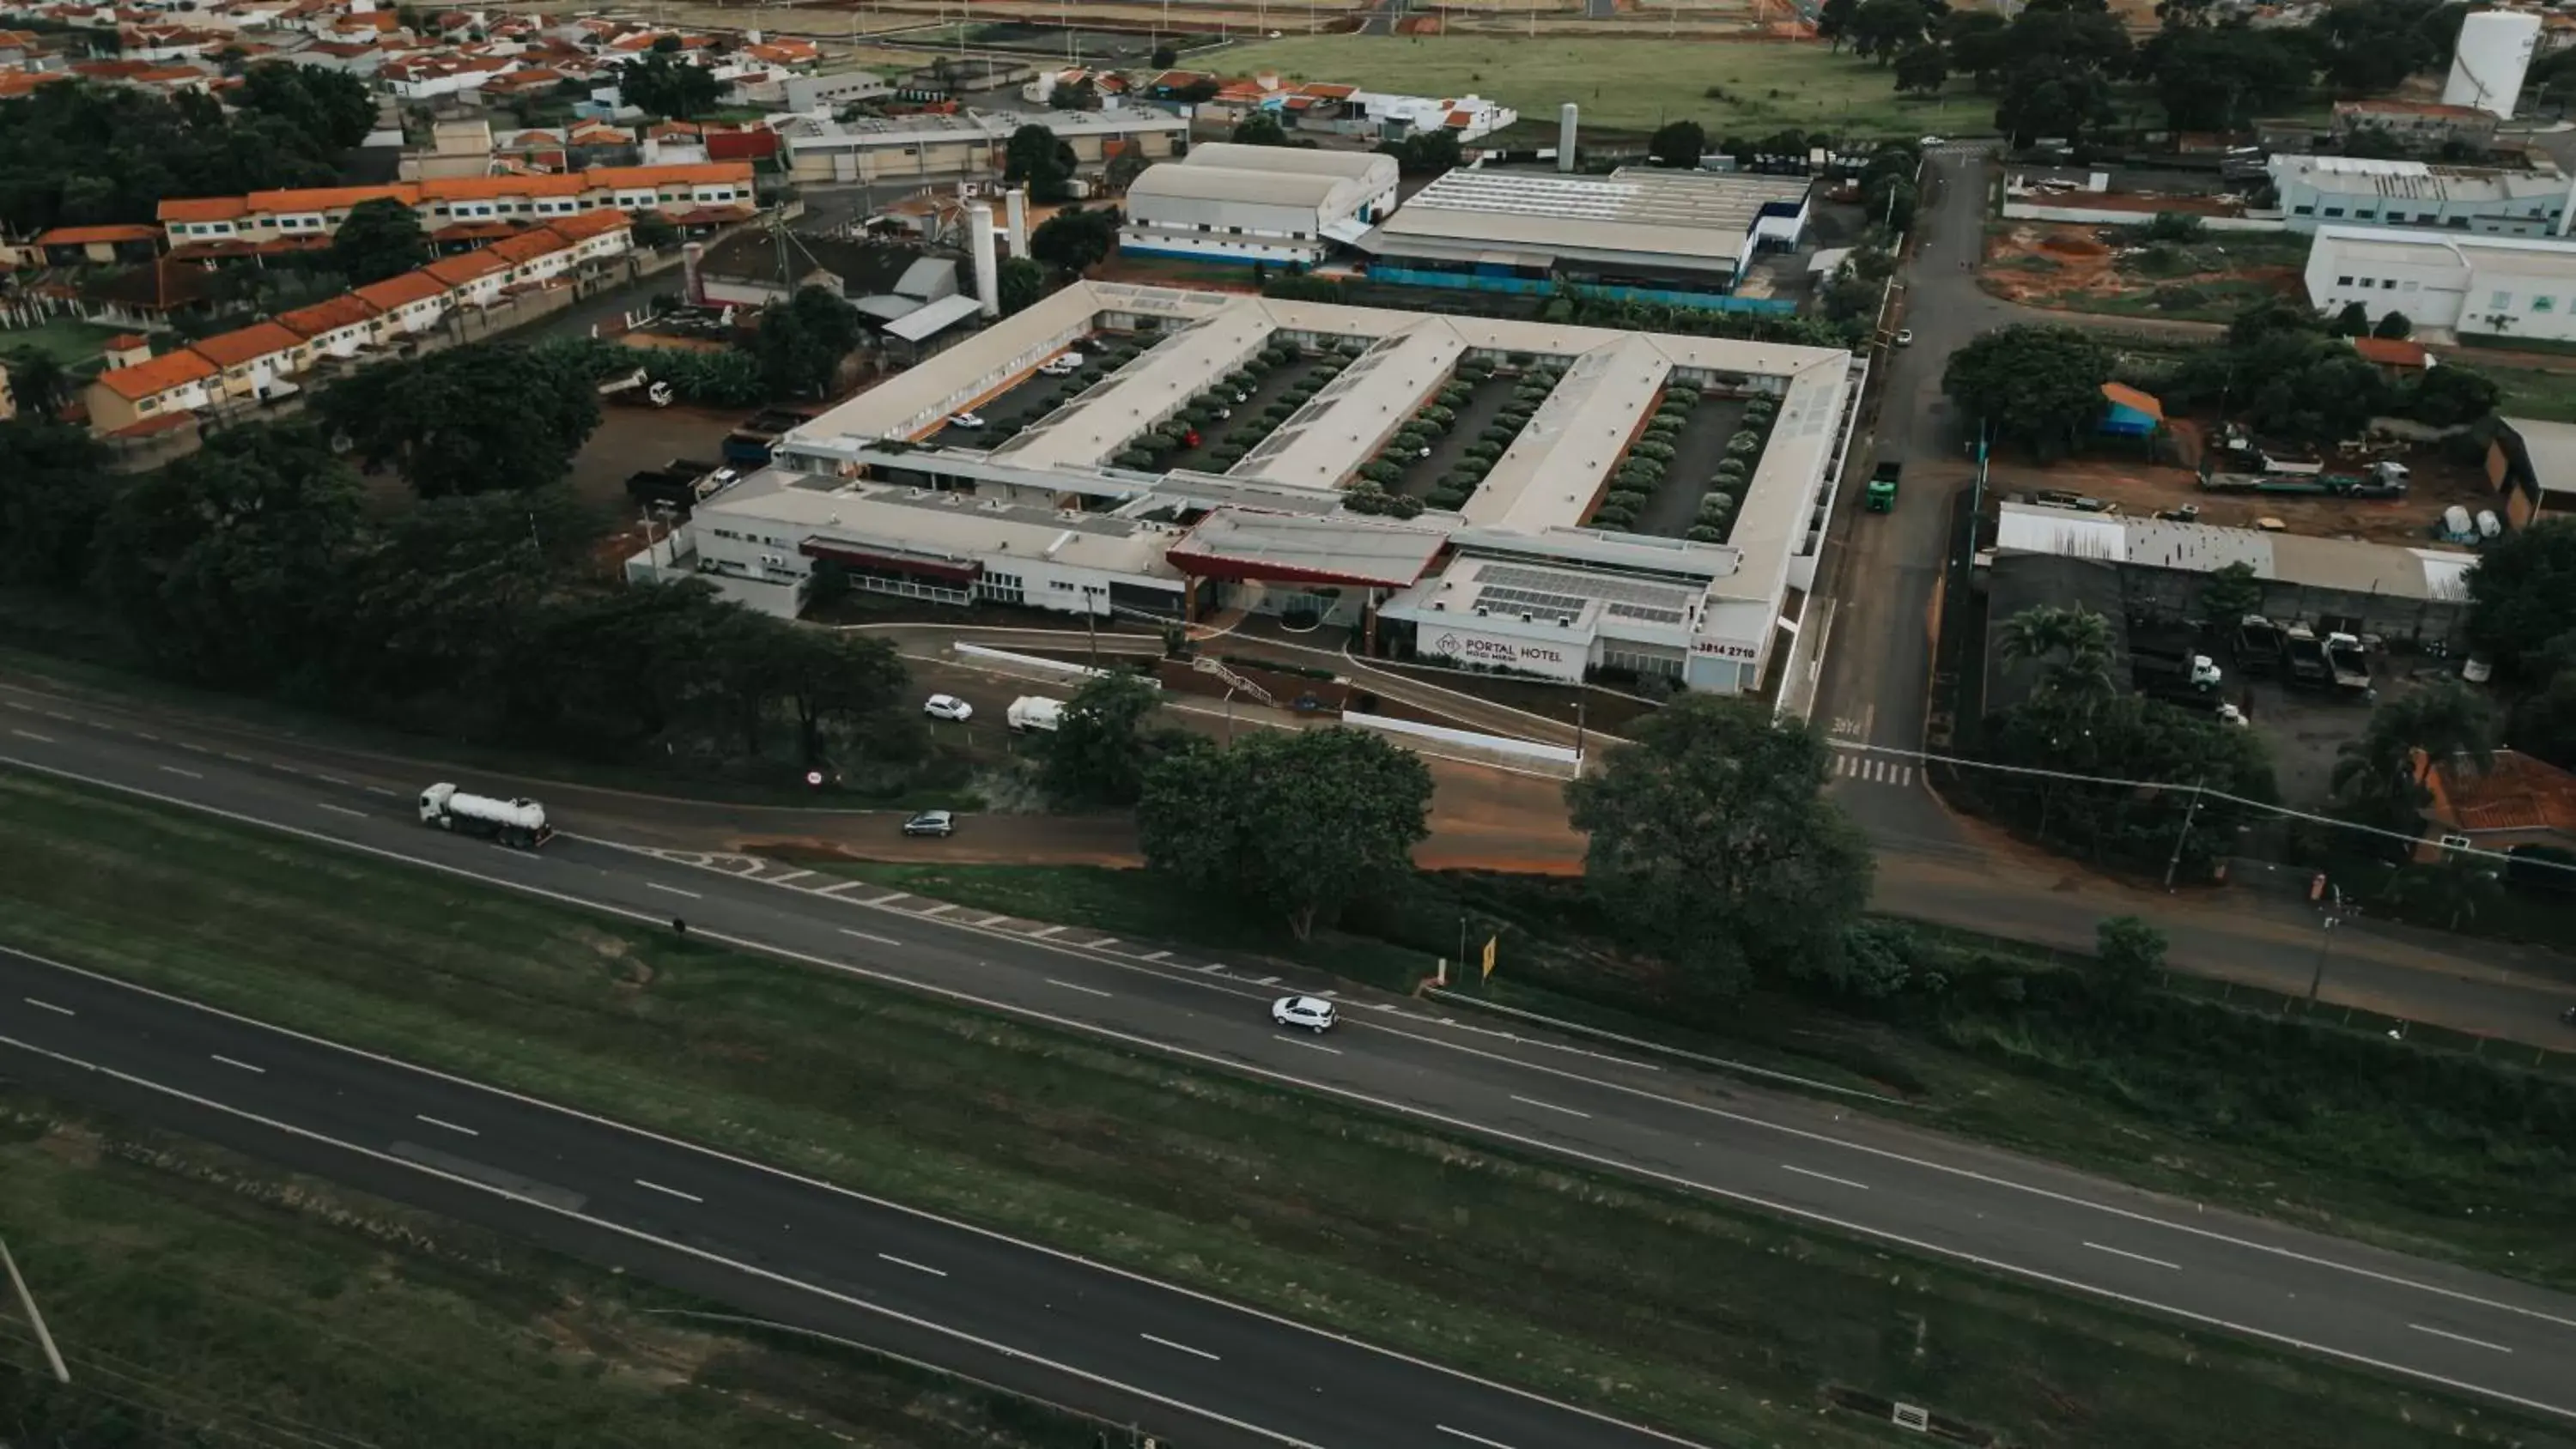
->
[1941,324,2111,458]
[2198,560,2263,621]
[1136,727,1433,941]
[317,341,602,499]
[1030,204,1119,275]
[1005,122,1078,203]
[0,417,110,589]
[2330,680,2496,828]
[755,284,863,399]
[1862,172,1918,233]
[1997,603,2119,703]
[617,37,720,120]
[330,197,430,285]
[1648,118,1707,168]
[1230,112,1291,147]
[1565,695,1875,998]
[1893,42,1950,94]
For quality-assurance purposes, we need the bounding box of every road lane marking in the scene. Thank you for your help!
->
[762,869,813,886]
[366,785,398,797]
[1139,1332,1219,1361]
[1143,949,1170,961]
[974,914,1009,927]
[815,880,866,897]
[1438,1427,1519,1449]
[316,774,349,786]
[917,903,956,917]
[1045,978,1113,998]
[878,1253,948,1277]
[9,730,53,743]
[2412,1324,2514,1354]
[1509,1094,1590,1119]
[22,998,74,1016]
[841,929,902,947]
[1028,924,1066,937]
[416,1114,478,1137]
[1198,962,1229,973]
[635,1179,703,1203]
[178,742,210,753]
[317,803,367,818]
[210,1054,264,1074]
[158,766,203,780]
[865,892,910,906]
[1276,1035,1341,1054]
[1781,1165,1870,1191]
[2085,1242,2183,1271]
[1251,975,1280,985]
[646,882,702,900]
[223,753,254,762]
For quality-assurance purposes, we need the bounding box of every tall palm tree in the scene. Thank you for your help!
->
[2334,682,2497,819]
[2000,605,2118,703]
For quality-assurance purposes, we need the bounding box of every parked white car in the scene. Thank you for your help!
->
[946,411,987,429]
[1272,995,1337,1033]
[923,694,974,722]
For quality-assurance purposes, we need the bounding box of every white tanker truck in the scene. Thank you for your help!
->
[417,782,553,849]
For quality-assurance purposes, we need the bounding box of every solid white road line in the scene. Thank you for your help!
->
[645,882,701,900]
[21,998,74,1016]
[2412,1324,2515,1354]
[317,803,367,818]
[210,1054,264,1074]
[2086,1242,2184,1271]
[841,928,902,948]
[1140,1332,1220,1362]
[1781,1164,1871,1191]
[158,766,203,780]
[635,1178,703,1203]
[9,730,53,743]
[1437,1426,1519,1449]
[1045,979,1113,998]
[416,1114,478,1137]
[1508,1094,1590,1120]
[1276,1035,1342,1054]
[878,1253,947,1278]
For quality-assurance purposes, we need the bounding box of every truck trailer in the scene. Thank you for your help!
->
[1006,696,1066,733]
[418,783,553,849]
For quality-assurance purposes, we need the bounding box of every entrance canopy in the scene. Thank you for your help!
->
[1167,506,1449,590]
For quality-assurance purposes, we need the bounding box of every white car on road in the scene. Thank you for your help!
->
[946,411,986,429]
[1272,995,1337,1033]
[923,694,974,722]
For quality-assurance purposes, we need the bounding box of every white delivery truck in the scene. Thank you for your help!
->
[1006,695,1066,733]
[417,782,553,849]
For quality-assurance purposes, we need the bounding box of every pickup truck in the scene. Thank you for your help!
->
[1865,459,1900,513]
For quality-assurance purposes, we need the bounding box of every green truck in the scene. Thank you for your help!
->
[1865,458,1900,513]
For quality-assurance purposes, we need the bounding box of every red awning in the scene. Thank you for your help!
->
[799,538,981,585]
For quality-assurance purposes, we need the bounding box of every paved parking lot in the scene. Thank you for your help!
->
[1403,372,1522,501]
[925,332,1109,446]
[1634,395,1750,539]
[1161,354,1334,474]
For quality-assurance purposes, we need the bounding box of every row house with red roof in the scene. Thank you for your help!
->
[155,161,754,253]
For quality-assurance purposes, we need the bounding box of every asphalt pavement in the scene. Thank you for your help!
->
[3,711,2575,1432]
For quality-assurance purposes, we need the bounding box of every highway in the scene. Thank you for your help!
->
[4,706,2576,1437]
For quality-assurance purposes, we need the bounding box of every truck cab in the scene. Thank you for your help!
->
[1865,458,1901,513]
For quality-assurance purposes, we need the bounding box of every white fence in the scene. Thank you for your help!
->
[1340,710,1583,776]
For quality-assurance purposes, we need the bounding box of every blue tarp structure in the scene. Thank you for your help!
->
[2099,381,2164,438]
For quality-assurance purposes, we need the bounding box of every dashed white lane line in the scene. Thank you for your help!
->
[317,803,367,818]
[918,902,957,917]
[841,928,902,948]
[646,882,702,900]
[223,752,255,763]
[815,880,867,897]
[416,1114,478,1137]
[210,1054,264,1075]
[878,1253,947,1278]
[1251,975,1280,986]
[1437,1426,1518,1449]
[158,766,203,780]
[9,730,53,744]
[1029,924,1067,937]
[1509,1094,1590,1120]
[366,785,399,797]
[1139,1332,1219,1362]
[2086,1242,2183,1272]
[1143,949,1170,961]
[1046,978,1113,998]
[1276,1035,1342,1054]
[1198,963,1230,973]
[635,1179,703,1204]
[2411,1324,2514,1354]
[315,773,349,786]
[1781,1164,1871,1191]
[22,998,75,1016]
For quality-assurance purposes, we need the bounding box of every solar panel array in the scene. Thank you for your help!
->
[1473,584,1587,625]
[1476,563,1692,626]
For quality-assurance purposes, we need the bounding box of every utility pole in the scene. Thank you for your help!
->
[1,1238,70,1384]
[2160,775,2204,890]
[2305,885,2343,1004]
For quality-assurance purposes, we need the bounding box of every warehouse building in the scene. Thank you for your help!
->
[2266,154,2573,235]
[635,282,1861,695]
[777,108,1188,186]
[2304,224,2576,339]
[1118,143,1400,266]
[1353,167,1811,310]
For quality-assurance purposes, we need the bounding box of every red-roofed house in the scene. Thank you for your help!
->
[422,248,512,306]
[2416,749,2576,864]
[85,346,217,433]
[34,222,161,264]
[353,270,452,340]
[275,292,382,359]
[2353,336,2430,373]
[188,319,306,401]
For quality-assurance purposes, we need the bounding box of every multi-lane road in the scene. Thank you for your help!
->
[4,697,2576,1444]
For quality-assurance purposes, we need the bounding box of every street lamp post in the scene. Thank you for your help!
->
[1570,697,1588,768]
[1,1237,70,1384]
[2305,886,2344,1004]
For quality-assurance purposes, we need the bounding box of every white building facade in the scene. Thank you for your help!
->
[2305,225,2576,339]
[1118,143,1400,266]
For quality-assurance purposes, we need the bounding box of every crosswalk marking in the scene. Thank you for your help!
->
[1829,751,1914,787]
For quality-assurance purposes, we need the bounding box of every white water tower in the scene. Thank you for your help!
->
[2445,9,2540,120]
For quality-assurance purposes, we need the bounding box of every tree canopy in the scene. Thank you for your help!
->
[1648,119,1707,168]
[1565,695,1876,998]
[1004,123,1078,203]
[1372,129,1462,174]
[234,62,375,149]
[316,341,603,498]
[1230,112,1291,147]
[996,256,1046,317]
[2330,680,2495,831]
[753,285,862,400]
[2467,518,2576,683]
[1942,324,2111,458]
[1041,672,1183,809]
[617,40,721,120]
[0,81,352,233]
[331,197,431,286]
[0,418,111,590]
[1030,204,1119,276]
[1135,727,1433,940]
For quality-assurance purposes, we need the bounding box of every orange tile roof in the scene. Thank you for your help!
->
[36,223,160,246]
[2353,336,2429,368]
[244,183,418,212]
[93,348,216,400]
[422,251,508,286]
[2425,750,2576,837]
[354,270,450,310]
[0,73,75,98]
[433,221,525,243]
[158,195,251,223]
[2100,381,2165,420]
[106,333,148,349]
[585,161,753,189]
[274,293,380,337]
[424,172,586,201]
[544,207,631,241]
[187,320,302,368]
[483,227,571,264]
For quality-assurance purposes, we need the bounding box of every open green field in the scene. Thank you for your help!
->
[2,772,2565,1447]
[1213,33,1974,136]
[0,317,120,371]
[2482,363,2576,422]
[0,1090,1113,1449]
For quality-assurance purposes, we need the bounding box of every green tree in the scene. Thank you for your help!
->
[2331,680,2497,828]
[617,38,720,120]
[2508,636,2576,770]
[1042,672,1174,809]
[633,212,680,250]
[2138,23,2312,131]
[1373,129,1463,174]
[1818,0,1858,49]
[1995,58,2116,148]
[0,418,110,589]
[4,348,76,421]
[755,284,862,399]
[1996,603,2119,702]
[1030,204,1119,276]
[996,256,1045,316]
[2372,311,2415,340]
[1849,0,1925,59]
[1564,695,1876,998]
[1893,42,1949,94]
[1648,118,1707,168]
[2094,914,2166,1011]
[316,342,603,498]
[1150,44,1178,68]
[234,62,376,149]
[1230,112,1291,147]
[2468,518,2576,682]
[2384,852,2506,932]
[1004,122,1078,203]
[330,197,430,285]
[2313,0,2454,94]
[1136,727,1432,939]
[2331,300,2372,336]
[2401,361,2500,428]
[1942,324,2111,458]
[1980,691,2277,873]
[1941,9,2014,87]
[2198,560,2263,621]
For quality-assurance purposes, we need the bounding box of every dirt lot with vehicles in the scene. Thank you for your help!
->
[1984,448,2506,549]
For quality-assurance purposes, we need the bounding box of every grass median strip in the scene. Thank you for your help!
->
[0,769,2562,1449]
[0,1088,1117,1449]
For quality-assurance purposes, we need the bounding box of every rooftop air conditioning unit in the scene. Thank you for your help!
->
[1520,612,1534,623]
[1431,600,1446,610]
[1474,605,1489,616]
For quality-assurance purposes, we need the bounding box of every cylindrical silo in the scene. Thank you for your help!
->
[1557,103,1578,173]
[1005,187,1029,259]
[2445,9,2540,119]
[969,203,1000,318]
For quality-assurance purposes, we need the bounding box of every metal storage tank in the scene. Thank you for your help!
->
[2444,9,2540,119]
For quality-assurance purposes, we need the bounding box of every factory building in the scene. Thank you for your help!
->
[1118,143,1401,267]
[2265,154,2574,237]
[2303,225,2576,339]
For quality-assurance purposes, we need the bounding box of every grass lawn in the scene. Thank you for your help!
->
[0,1090,1114,1449]
[1212,34,1975,136]
[0,773,2563,1448]
[0,317,121,372]
[2481,363,2576,422]
[2034,276,2284,324]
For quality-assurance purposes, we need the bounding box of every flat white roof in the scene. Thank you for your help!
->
[2312,224,2576,279]
[1369,168,1808,268]
[1176,142,1397,184]
[698,470,1181,579]
[1994,501,2473,601]
[2501,415,2576,495]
